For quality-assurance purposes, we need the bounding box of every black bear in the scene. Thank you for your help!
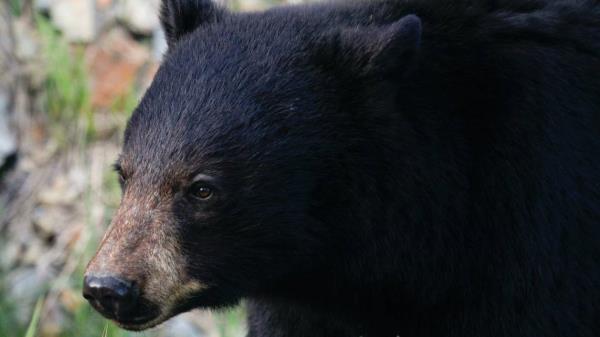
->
[83,0,600,336]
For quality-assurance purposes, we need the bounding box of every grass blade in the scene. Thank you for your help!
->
[24,297,44,337]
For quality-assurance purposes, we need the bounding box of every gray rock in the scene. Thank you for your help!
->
[152,27,168,61]
[35,0,52,11]
[0,6,15,166]
[32,206,72,240]
[36,167,86,206]
[5,267,51,324]
[50,0,97,42]
[119,0,160,35]
[0,239,22,270]
[0,92,16,167]
[160,313,207,337]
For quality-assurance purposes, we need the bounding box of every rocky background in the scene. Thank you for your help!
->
[0,0,309,336]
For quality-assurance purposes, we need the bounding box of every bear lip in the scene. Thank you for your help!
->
[113,313,164,331]
[113,315,160,331]
[111,303,163,331]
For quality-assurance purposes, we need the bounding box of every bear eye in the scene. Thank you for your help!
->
[189,174,217,201]
[190,183,213,200]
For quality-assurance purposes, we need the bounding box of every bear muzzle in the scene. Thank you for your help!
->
[82,274,160,327]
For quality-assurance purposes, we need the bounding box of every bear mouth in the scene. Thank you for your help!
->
[113,283,217,330]
[111,302,163,331]
[114,311,165,331]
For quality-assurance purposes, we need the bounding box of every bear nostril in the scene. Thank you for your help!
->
[83,275,138,318]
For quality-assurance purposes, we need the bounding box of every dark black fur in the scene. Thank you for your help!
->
[122,0,600,336]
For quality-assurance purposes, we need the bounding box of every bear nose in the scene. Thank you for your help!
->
[82,275,138,318]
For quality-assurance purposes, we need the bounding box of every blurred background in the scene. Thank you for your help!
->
[0,0,311,336]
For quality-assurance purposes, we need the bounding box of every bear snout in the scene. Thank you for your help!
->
[82,275,139,319]
[82,272,163,328]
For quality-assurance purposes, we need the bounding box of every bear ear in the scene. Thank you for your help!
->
[160,0,226,49]
[318,15,422,77]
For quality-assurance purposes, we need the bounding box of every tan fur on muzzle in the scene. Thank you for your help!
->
[85,190,207,327]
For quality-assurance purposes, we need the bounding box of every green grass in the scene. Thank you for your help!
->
[0,287,26,337]
[35,14,94,146]
[24,298,44,337]
[9,0,21,16]
[217,306,247,337]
